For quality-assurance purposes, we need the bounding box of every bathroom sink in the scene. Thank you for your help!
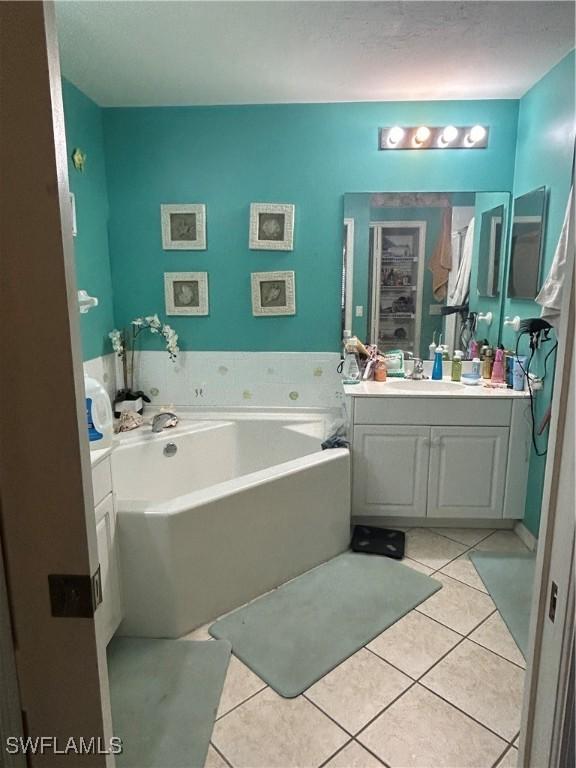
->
[386,379,465,393]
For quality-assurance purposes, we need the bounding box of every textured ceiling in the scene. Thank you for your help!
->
[55,1,575,106]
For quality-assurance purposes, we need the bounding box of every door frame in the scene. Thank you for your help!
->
[369,221,427,355]
[519,185,575,767]
[0,2,114,764]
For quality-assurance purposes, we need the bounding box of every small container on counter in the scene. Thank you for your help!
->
[482,348,494,379]
[451,350,463,382]
[472,357,482,377]
[374,358,387,382]
[513,356,528,391]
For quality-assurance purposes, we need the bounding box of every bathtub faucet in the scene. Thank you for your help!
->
[152,412,178,433]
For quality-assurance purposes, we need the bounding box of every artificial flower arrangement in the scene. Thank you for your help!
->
[109,314,179,416]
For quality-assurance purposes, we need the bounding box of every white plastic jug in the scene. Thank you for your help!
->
[84,376,113,450]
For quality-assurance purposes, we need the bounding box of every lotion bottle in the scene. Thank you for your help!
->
[431,347,444,380]
[491,347,506,384]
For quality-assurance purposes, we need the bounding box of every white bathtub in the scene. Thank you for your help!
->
[112,413,350,638]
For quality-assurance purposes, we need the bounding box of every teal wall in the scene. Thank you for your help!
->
[102,100,518,352]
[503,51,575,537]
[62,80,114,360]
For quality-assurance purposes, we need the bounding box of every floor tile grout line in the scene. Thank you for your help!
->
[353,678,421,741]
[214,683,269,723]
[417,679,516,745]
[208,741,234,768]
[302,692,356,739]
[352,738,391,768]
[411,606,466,636]
[433,528,497,548]
[466,633,527,671]
[490,742,517,768]
[357,605,521,747]
[430,566,491,596]
[316,736,355,768]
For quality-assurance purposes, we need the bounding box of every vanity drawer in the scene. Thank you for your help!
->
[353,397,511,427]
[92,456,112,507]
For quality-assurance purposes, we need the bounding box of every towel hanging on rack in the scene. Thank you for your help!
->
[448,218,475,307]
[428,208,453,301]
[535,186,573,328]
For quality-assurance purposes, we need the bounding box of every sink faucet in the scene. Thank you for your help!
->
[152,412,178,433]
[407,358,426,380]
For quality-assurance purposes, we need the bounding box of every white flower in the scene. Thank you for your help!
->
[108,329,124,357]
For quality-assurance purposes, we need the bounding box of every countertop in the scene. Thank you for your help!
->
[344,378,530,398]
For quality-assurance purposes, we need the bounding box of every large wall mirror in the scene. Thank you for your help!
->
[343,191,512,358]
[508,186,547,299]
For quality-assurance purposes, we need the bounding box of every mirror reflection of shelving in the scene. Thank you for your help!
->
[370,222,425,354]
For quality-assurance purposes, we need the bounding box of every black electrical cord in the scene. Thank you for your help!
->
[515,332,557,457]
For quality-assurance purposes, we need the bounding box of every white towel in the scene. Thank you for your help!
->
[536,186,573,325]
[448,217,475,306]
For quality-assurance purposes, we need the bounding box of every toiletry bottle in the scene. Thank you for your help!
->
[469,340,479,360]
[482,347,494,379]
[491,347,506,384]
[431,347,444,380]
[342,341,361,385]
[428,333,437,361]
[513,356,527,391]
[374,358,387,382]
[451,351,463,382]
[442,345,450,361]
[84,376,113,450]
[472,357,481,378]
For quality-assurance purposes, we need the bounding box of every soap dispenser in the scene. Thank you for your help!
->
[431,346,444,380]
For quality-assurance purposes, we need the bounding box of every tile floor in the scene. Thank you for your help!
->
[182,527,530,768]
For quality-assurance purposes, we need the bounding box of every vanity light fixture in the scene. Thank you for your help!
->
[387,126,405,146]
[439,125,459,146]
[379,125,489,150]
[414,126,431,146]
[466,125,487,146]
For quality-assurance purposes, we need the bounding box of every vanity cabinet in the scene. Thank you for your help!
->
[349,390,530,522]
[427,426,509,519]
[92,453,123,644]
[353,426,430,516]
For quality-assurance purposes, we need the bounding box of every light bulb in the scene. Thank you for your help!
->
[414,126,431,145]
[466,125,487,145]
[388,126,405,146]
[440,125,459,145]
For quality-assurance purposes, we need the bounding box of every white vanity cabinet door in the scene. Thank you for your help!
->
[427,426,509,519]
[353,426,430,517]
[95,494,122,644]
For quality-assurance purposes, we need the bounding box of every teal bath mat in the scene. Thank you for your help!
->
[108,637,231,768]
[470,551,536,658]
[210,552,441,697]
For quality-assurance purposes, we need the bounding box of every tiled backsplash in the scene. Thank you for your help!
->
[84,351,344,410]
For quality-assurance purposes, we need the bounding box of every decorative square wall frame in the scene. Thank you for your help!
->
[249,203,295,251]
[251,271,296,316]
[164,272,209,316]
[161,204,206,250]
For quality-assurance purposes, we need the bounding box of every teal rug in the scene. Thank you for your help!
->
[470,551,536,658]
[210,552,441,697]
[108,638,231,768]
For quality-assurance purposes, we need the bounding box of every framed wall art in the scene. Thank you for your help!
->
[161,204,206,250]
[249,203,295,251]
[164,272,209,315]
[251,271,296,316]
